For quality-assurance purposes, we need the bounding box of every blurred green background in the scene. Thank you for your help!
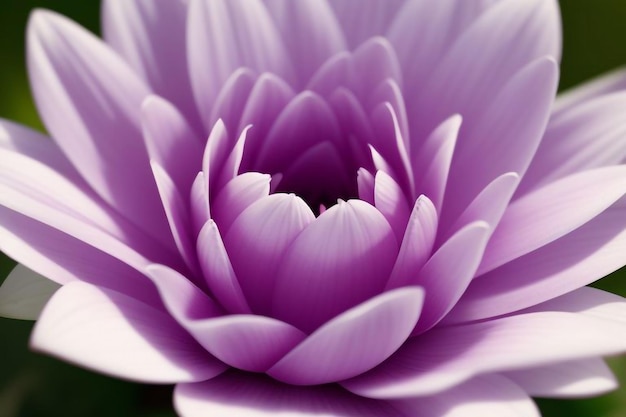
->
[0,1,626,416]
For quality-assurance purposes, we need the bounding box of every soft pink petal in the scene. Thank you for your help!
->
[503,359,617,398]
[101,0,202,133]
[554,67,626,115]
[196,221,251,314]
[480,166,626,275]
[187,0,293,128]
[28,10,171,247]
[386,196,438,290]
[343,311,626,398]
[268,287,423,385]
[263,0,346,86]
[224,194,315,315]
[0,264,60,320]
[392,375,539,417]
[175,372,405,417]
[31,281,226,383]
[272,200,398,333]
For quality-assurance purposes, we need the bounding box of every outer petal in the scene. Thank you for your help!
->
[268,287,424,385]
[28,10,171,246]
[175,372,406,417]
[31,281,226,383]
[0,264,60,320]
[553,67,626,115]
[330,0,406,49]
[503,359,617,398]
[448,203,626,323]
[343,311,626,399]
[272,200,398,333]
[101,0,202,133]
[187,0,293,128]
[263,0,347,86]
[479,166,626,275]
[392,375,540,417]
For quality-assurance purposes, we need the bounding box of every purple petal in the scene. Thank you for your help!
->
[196,221,251,314]
[31,281,226,383]
[224,194,315,314]
[272,200,398,332]
[554,67,626,115]
[386,196,438,290]
[28,10,172,247]
[263,0,347,86]
[0,264,60,320]
[343,311,626,398]
[268,286,423,385]
[187,0,293,128]
[374,170,411,241]
[175,372,405,417]
[101,0,202,134]
[480,166,626,275]
[357,168,376,205]
[208,68,257,135]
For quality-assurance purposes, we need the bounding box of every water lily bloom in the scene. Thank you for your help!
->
[2,0,626,415]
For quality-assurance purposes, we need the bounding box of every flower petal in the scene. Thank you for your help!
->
[175,371,405,417]
[374,170,411,241]
[553,67,626,115]
[187,0,293,128]
[0,264,60,320]
[447,203,626,323]
[224,194,315,315]
[386,196,438,290]
[101,0,202,133]
[208,68,257,135]
[392,375,540,417]
[479,166,626,275]
[503,359,617,398]
[343,311,626,398]
[31,281,226,383]
[263,0,346,86]
[268,286,423,385]
[28,10,171,246]
[272,200,398,333]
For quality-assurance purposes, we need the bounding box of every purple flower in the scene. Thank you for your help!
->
[1,0,626,415]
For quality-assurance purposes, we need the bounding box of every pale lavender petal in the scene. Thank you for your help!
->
[141,95,204,196]
[189,172,210,236]
[208,68,257,135]
[447,203,626,323]
[224,194,315,314]
[442,57,558,227]
[28,10,172,247]
[31,281,226,383]
[480,166,626,275]
[412,115,460,212]
[330,0,406,49]
[357,168,376,205]
[554,67,626,115]
[147,264,303,373]
[391,375,540,417]
[343,312,626,398]
[386,196,438,290]
[520,92,626,195]
[150,162,200,275]
[217,127,250,190]
[268,287,423,385]
[272,200,398,333]
[187,0,293,128]
[196,221,251,314]
[503,359,617,398]
[412,221,490,334]
[175,372,406,417]
[202,120,231,193]
[211,172,271,235]
[101,0,203,133]
[374,170,411,241]
[263,0,347,86]
[0,264,60,320]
